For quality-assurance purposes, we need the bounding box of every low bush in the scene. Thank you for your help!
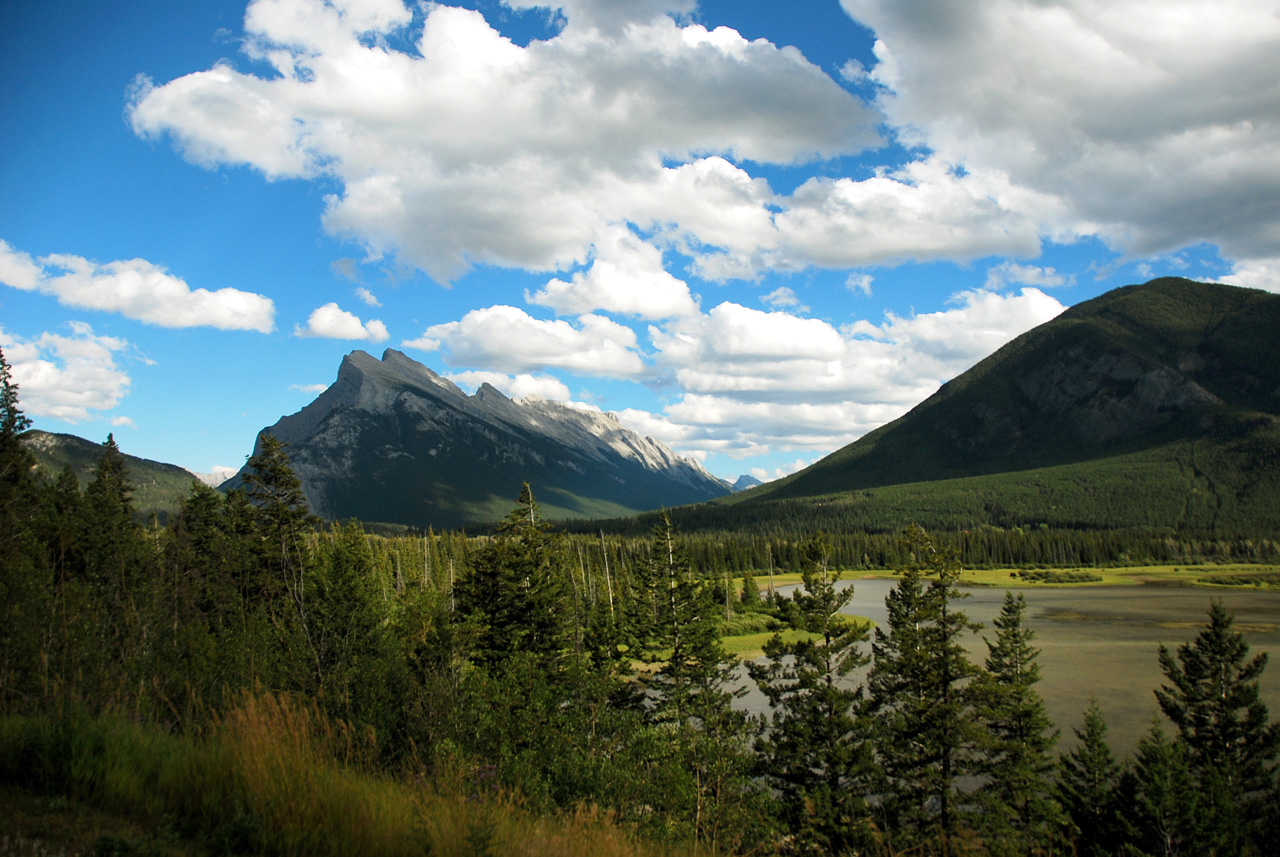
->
[1012,569,1104,584]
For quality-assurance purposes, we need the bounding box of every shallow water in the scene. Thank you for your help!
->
[741,579,1280,756]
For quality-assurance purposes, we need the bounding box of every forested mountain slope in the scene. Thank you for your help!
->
[697,278,1280,534]
[20,429,198,522]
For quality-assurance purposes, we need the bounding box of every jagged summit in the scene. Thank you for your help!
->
[227,349,729,529]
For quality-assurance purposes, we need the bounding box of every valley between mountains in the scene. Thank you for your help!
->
[7,277,1280,857]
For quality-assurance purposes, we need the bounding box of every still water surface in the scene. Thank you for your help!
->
[741,579,1280,756]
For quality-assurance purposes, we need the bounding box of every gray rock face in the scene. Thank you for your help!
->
[228,349,729,528]
[1016,346,1222,444]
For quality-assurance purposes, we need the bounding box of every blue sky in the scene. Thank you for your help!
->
[2,0,1276,483]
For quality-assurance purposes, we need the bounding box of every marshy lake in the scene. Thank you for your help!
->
[745,578,1280,755]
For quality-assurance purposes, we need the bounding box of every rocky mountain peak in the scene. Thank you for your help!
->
[228,349,729,528]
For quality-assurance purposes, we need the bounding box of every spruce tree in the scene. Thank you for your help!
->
[82,434,151,694]
[156,480,257,710]
[1154,600,1280,853]
[0,346,32,491]
[639,511,756,850]
[866,524,983,852]
[311,521,393,727]
[0,349,46,710]
[973,592,1062,853]
[1057,700,1123,857]
[454,483,573,671]
[1128,719,1197,857]
[739,572,761,609]
[748,535,875,854]
[450,485,580,795]
[241,432,319,686]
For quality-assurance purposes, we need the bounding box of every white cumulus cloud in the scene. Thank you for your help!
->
[296,302,390,341]
[751,459,816,483]
[846,272,873,296]
[528,226,699,319]
[643,287,1066,458]
[761,286,805,311]
[849,287,1067,365]
[446,370,574,402]
[0,240,275,332]
[985,261,1072,290]
[0,322,133,422]
[404,305,646,377]
[1225,258,1280,293]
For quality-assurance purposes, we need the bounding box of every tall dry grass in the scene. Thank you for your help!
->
[0,694,714,857]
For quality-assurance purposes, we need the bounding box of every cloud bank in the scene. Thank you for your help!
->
[127,0,891,286]
[840,0,1280,271]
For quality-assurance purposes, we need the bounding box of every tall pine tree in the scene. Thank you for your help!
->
[0,348,47,710]
[1154,600,1280,854]
[866,525,983,853]
[1127,719,1197,857]
[748,535,875,854]
[454,483,573,672]
[1057,700,1123,857]
[240,432,319,687]
[972,592,1062,853]
[81,434,152,701]
[638,511,757,851]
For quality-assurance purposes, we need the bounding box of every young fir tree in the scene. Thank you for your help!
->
[0,347,32,492]
[310,521,395,729]
[241,432,319,687]
[638,511,757,851]
[1154,600,1280,854]
[454,483,573,672]
[155,480,257,711]
[450,485,582,791]
[0,348,47,710]
[1056,700,1123,857]
[747,535,875,854]
[972,592,1062,853]
[242,433,316,595]
[866,525,984,853]
[1128,719,1197,857]
[83,434,143,573]
[81,434,152,698]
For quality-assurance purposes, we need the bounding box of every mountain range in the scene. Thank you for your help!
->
[222,349,730,529]
[20,277,1280,536]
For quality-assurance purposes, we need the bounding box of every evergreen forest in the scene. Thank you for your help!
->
[3,347,1280,857]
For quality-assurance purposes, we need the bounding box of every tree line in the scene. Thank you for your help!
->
[564,512,1280,575]
[3,348,1279,856]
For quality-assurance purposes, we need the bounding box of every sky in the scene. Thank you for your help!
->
[2,0,1277,484]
